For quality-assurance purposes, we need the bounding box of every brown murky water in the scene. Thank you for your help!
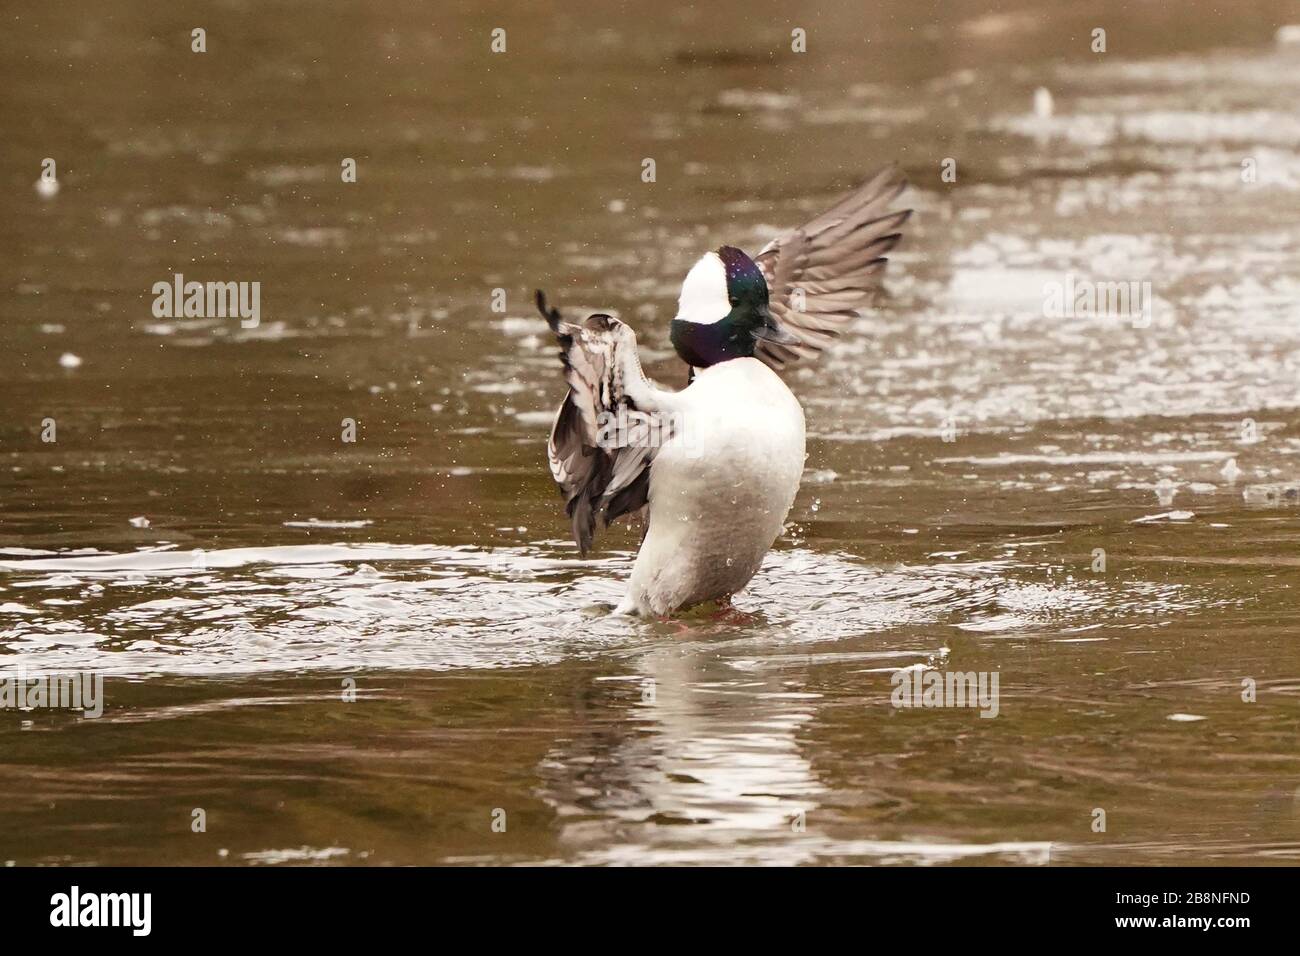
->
[2,1,1299,865]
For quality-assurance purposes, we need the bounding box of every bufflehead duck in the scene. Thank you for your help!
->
[541,165,910,616]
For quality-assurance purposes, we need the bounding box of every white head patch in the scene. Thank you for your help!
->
[675,252,731,325]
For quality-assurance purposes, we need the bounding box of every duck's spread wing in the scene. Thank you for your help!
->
[538,290,669,556]
[754,164,911,370]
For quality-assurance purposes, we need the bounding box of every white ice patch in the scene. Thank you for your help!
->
[675,252,731,325]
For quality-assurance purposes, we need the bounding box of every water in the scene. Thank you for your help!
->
[2,1,1299,865]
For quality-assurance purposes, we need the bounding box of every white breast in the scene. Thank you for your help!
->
[618,358,806,615]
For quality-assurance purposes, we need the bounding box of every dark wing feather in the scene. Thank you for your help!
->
[539,290,668,556]
[755,164,912,370]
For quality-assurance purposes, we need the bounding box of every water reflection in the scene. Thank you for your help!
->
[542,647,826,864]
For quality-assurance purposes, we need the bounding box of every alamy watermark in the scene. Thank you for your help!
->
[1043,273,1152,328]
[50,886,150,936]
[891,667,1000,718]
[152,272,260,328]
[0,668,104,718]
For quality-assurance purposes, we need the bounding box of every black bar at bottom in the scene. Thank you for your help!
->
[0,866,1278,942]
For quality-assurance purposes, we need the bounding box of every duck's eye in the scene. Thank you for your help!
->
[728,297,739,306]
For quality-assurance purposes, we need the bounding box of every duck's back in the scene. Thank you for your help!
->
[618,357,805,615]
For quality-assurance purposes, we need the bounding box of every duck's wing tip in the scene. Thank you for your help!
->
[544,307,663,555]
[755,162,913,372]
[536,288,564,333]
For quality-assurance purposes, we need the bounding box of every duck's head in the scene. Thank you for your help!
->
[669,246,797,368]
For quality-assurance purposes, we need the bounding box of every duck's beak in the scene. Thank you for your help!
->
[752,308,800,346]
